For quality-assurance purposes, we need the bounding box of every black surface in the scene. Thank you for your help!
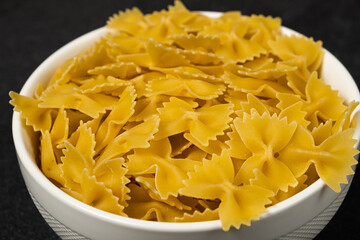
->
[1,0,360,239]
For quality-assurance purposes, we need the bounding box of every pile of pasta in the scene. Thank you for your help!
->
[10,1,359,231]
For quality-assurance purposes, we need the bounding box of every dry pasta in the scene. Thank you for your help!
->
[9,0,359,231]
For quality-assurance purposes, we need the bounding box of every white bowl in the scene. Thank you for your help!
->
[12,12,360,240]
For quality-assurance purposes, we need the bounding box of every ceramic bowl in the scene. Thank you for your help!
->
[12,12,360,240]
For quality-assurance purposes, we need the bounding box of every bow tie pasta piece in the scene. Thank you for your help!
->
[179,150,274,231]
[155,97,233,146]
[9,91,53,133]
[97,115,160,164]
[126,138,201,199]
[278,125,358,192]
[233,112,298,193]
[234,111,297,161]
[199,15,270,62]
[269,35,324,73]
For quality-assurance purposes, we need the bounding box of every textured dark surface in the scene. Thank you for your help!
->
[1,0,360,239]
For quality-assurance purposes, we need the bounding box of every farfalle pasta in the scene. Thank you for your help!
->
[9,0,359,231]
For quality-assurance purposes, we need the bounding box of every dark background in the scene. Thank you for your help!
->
[1,0,360,239]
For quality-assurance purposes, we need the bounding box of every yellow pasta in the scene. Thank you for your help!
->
[9,91,53,133]
[180,149,274,230]
[40,131,65,186]
[146,76,226,99]
[155,97,233,146]
[125,183,185,221]
[233,112,298,193]
[127,138,201,199]
[136,176,192,210]
[278,125,357,192]
[269,35,324,72]
[94,85,136,153]
[9,0,359,232]
[170,34,221,52]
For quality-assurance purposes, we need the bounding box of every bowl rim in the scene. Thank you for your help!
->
[12,11,360,233]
